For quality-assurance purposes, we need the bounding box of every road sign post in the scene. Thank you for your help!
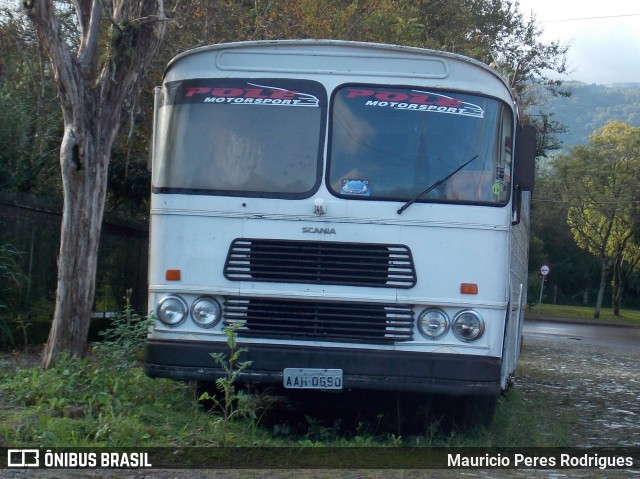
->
[539,265,550,305]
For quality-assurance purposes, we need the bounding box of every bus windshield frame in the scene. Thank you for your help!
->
[152,79,513,207]
[152,78,327,199]
[327,85,513,206]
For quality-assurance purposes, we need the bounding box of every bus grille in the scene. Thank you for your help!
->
[223,238,416,288]
[223,297,415,344]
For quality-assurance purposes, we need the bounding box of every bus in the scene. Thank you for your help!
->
[144,40,536,410]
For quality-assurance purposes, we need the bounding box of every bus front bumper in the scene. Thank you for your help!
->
[144,339,502,396]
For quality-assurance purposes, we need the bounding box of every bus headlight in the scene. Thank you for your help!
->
[418,308,449,340]
[157,295,188,326]
[452,310,485,342]
[191,297,222,328]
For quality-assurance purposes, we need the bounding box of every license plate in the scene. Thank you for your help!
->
[283,368,343,390]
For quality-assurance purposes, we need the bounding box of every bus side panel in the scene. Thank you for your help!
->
[502,191,531,386]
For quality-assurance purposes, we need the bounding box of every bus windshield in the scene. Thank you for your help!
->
[153,78,326,197]
[328,86,513,205]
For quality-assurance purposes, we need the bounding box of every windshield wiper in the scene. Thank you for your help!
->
[396,155,479,215]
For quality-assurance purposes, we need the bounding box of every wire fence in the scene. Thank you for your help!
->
[0,193,148,344]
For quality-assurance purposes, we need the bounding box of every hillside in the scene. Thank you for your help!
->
[529,82,640,150]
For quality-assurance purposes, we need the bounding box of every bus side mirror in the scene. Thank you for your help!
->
[512,124,536,225]
[513,124,536,192]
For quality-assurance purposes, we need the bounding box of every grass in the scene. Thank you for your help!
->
[0,299,580,455]
[0,346,573,452]
[0,353,565,447]
[526,303,640,325]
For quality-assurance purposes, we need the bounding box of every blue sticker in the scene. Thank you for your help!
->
[341,179,370,196]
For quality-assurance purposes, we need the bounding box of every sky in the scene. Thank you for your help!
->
[516,0,640,84]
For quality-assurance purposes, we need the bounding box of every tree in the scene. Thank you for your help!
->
[0,6,62,195]
[24,0,166,367]
[164,0,569,153]
[9,0,570,366]
[529,167,601,306]
[555,122,640,318]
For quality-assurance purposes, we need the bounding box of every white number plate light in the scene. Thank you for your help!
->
[283,368,343,390]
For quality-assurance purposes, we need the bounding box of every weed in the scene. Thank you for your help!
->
[198,322,252,446]
[388,433,403,446]
[93,289,151,368]
[304,415,341,441]
[13,315,32,349]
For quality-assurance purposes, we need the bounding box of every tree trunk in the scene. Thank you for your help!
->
[611,254,623,317]
[594,260,609,319]
[42,121,109,364]
[26,0,167,368]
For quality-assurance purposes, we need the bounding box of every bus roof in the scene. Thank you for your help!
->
[164,40,516,105]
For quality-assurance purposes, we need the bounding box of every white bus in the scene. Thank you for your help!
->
[144,40,536,407]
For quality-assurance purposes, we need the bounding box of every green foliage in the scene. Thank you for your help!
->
[303,415,340,442]
[106,149,152,214]
[0,243,25,302]
[527,303,640,325]
[2,295,151,425]
[0,242,26,348]
[553,122,640,315]
[529,169,602,307]
[2,0,572,215]
[0,351,194,446]
[0,312,14,350]
[94,283,120,313]
[161,0,568,92]
[93,289,152,366]
[0,334,578,449]
[0,7,63,196]
[488,388,570,447]
[199,323,252,446]
[0,298,192,447]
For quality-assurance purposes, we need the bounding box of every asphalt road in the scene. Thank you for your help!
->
[523,319,640,350]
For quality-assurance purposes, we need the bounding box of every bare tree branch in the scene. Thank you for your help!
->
[74,0,102,77]
[26,0,81,112]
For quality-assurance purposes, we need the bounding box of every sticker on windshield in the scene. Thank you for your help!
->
[344,88,484,118]
[496,164,511,184]
[175,82,320,107]
[340,179,370,196]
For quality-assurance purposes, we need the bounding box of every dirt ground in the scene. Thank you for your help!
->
[517,336,640,448]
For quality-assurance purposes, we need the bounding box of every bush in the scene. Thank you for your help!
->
[92,289,151,367]
[0,242,25,348]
